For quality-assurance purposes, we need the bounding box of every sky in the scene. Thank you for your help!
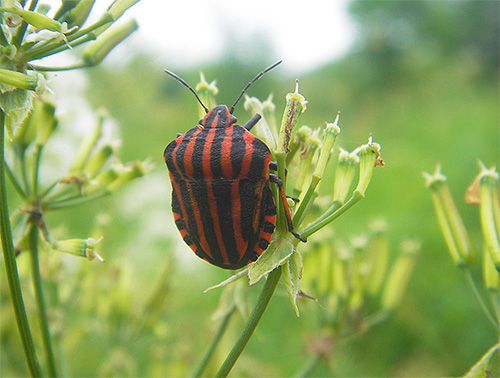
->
[129,0,356,72]
[41,0,356,73]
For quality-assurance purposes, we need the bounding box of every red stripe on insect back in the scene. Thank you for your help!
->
[240,131,255,177]
[183,127,203,178]
[221,126,234,177]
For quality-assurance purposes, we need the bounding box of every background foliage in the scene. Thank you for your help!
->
[2,1,498,376]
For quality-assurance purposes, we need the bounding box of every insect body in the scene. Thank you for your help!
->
[164,62,305,269]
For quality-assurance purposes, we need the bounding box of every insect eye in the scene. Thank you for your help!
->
[198,118,204,125]
[230,115,237,124]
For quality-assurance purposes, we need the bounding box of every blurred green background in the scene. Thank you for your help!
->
[2,1,499,376]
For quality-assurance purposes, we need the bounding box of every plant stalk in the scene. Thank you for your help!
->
[192,306,236,378]
[0,110,42,377]
[463,267,499,331]
[215,267,282,377]
[28,222,58,377]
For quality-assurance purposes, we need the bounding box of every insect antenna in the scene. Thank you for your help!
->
[164,69,210,113]
[229,60,282,114]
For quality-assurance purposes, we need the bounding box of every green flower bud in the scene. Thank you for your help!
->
[0,7,67,32]
[107,0,141,21]
[294,127,321,195]
[332,241,351,300]
[278,80,307,153]
[82,19,138,66]
[85,167,120,194]
[61,0,96,28]
[483,245,499,291]
[381,240,420,310]
[34,100,58,146]
[262,94,278,137]
[478,164,500,272]
[107,160,151,192]
[366,221,389,297]
[354,136,384,197]
[71,114,104,173]
[195,73,218,117]
[0,68,38,91]
[83,144,114,179]
[315,114,341,178]
[423,165,474,266]
[244,95,276,150]
[333,148,359,204]
[52,236,104,262]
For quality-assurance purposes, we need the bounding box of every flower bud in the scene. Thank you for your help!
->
[34,100,58,146]
[294,127,320,195]
[107,0,141,21]
[52,236,104,262]
[333,148,359,204]
[71,114,104,173]
[381,240,420,310]
[82,19,138,66]
[244,95,276,150]
[423,165,474,266]
[0,68,38,91]
[262,94,278,137]
[315,114,341,178]
[354,136,384,197]
[366,221,389,297]
[106,160,151,192]
[61,0,96,28]
[478,164,500,272]
[483,245,499,291]
[85,167,120,194]
[0,7,66,32]
[278,80,307,153]
[195,73,218,117]
[82,144,114,178]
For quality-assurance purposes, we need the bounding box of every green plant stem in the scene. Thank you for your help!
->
[216,268,282,377]
[32,145,43,196]
[17,147,32,197]
[293,173,321,228]
[0,110,42,377]
[300,191,364,239]
[45,189,111,210]
[28,61,98,72]
[192,306,236,378]
[28,223,58,377]
[463,267,499,331]
[4,159,28,200]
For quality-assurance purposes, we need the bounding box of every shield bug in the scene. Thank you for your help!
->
[164,61,305,269]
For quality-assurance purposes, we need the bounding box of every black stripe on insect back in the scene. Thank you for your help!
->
[173,127,199,176]
[230,126,246,177]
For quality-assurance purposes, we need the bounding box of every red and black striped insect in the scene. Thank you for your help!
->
[163,61,305,270]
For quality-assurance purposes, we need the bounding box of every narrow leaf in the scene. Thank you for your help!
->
[248,235,294,285]
[282,250,303,316]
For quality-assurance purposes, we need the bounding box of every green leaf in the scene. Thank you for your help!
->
[463,343,499,378]
[248,235,295,285]
[0,88,33,139]
[204,269,248,293]
[282,249,303,316]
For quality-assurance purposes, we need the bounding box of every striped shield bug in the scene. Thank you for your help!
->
[163,61,306,270]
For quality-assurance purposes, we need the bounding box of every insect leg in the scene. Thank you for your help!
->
[269,173,307,242]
